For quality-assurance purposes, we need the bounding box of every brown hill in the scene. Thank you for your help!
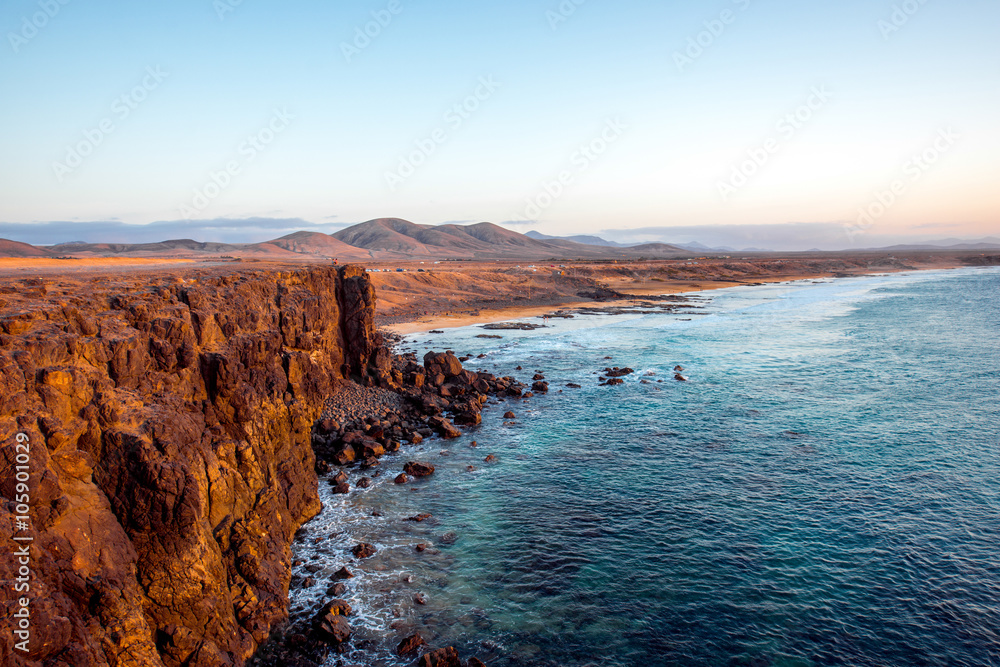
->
[268,231,373,259]
[332,218,432,254]
[0,238,52,257]
[331,218,683,259]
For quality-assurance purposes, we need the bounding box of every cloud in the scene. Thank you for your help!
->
[0,217,353,245]
[497,219,536,227]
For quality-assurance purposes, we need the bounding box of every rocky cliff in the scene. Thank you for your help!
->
[0,265,389,666]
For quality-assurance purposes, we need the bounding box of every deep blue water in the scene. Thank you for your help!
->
[290,268,1000,667]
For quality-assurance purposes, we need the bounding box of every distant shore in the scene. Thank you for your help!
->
[374,252,981,335]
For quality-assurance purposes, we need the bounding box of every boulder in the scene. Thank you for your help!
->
[352,543,377,559]
[394,473,409,484]
[419,647,462,667]
[314,614,351,645]
[396,633,426,656]
[313,600,352,644]
[424,351,464,380]
[332,482,350,494]
[404,461,436,477]
[430,416,462,439]
[503,411,516,419]
[334,444,356,465]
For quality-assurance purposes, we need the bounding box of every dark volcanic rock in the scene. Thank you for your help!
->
[351,543,377,559]
[313,608,351,645]
[404,461,436,477]
[468,659,487,667]
[419,646,463,667]
[397,633,426,656]
[395,473,409,484]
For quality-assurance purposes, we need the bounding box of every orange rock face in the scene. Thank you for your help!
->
[0,265,387,666]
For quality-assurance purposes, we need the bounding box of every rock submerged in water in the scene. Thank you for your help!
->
[351,543,377,559]
[333,567,354,580]
[484,454,498,463]
[419,646,463,667]
[404,461,436,477]
[395,473,409,484]
[397,633,426,656]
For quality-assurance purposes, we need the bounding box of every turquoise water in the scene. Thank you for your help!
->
[290,268,1000,667]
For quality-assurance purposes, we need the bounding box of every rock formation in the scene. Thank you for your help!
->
[0,265,388,666]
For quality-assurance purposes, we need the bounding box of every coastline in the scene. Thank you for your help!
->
[379,267,952,336]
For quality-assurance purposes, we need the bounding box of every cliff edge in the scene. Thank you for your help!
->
[0,265,388,666]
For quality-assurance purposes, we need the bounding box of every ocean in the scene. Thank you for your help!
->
[288,267,1000,667]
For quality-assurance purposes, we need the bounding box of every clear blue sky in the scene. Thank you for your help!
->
[1,0,997,248]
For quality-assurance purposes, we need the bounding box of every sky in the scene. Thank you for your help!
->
[1,0,998,250]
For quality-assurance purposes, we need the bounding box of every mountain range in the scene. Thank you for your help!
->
[0,219,690,261]
[2,221,997,261]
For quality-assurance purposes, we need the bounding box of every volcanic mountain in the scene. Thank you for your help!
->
[0,219,691,260]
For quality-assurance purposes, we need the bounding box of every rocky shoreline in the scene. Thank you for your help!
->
[250,346,538,667]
